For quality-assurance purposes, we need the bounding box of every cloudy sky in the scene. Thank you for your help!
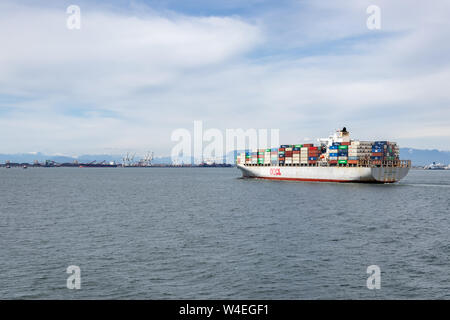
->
[0,0,449,156]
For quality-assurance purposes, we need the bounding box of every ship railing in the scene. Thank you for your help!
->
[239,159,411,168]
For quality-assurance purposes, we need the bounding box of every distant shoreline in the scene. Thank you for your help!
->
[0,163,234,168]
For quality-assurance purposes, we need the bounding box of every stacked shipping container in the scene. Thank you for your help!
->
[236,140,400,166]
[348,141,372,164]
[337,142,349,165]
[371,141,399,162]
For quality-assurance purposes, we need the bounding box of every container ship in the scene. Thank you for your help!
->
[236,128,411,183]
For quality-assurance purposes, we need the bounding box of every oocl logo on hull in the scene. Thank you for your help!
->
[270,168,281,176]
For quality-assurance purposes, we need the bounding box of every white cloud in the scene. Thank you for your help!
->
[0,0,449,155]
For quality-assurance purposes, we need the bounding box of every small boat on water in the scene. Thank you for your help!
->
[23,165,28,169]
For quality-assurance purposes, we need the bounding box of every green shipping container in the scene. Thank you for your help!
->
[266,148,271,152]
[258,152,264,155]
[294,144,302,148]
[338,160,347,164]
[338,145,348,149]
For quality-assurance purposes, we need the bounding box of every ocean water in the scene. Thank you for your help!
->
[0,167,449,299]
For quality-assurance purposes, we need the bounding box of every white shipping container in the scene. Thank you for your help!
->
[351,141,372,146]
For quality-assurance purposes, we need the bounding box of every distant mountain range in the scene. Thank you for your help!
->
[399,148,450,166]
[0,148,449,166]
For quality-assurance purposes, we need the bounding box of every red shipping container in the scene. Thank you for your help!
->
[328,160,338,164]
[308,147,318,150]
[285,151,293,156]
[303,144,314,147]
[341,142,350,146]
[279,148,285,152]
[348,160,358,164]
[293,151,300,154]
[372,152,383,157]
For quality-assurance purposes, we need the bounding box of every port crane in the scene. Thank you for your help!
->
[140,151,153,166]
[122,152,136,167]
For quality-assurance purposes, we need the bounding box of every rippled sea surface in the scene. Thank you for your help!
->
[1,167,449,299]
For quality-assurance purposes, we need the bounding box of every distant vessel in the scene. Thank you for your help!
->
[236,128,411,183]
[424,162,448,170]
[79,161,117,168]
[23,165,28,169]
[198,162,233,168]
